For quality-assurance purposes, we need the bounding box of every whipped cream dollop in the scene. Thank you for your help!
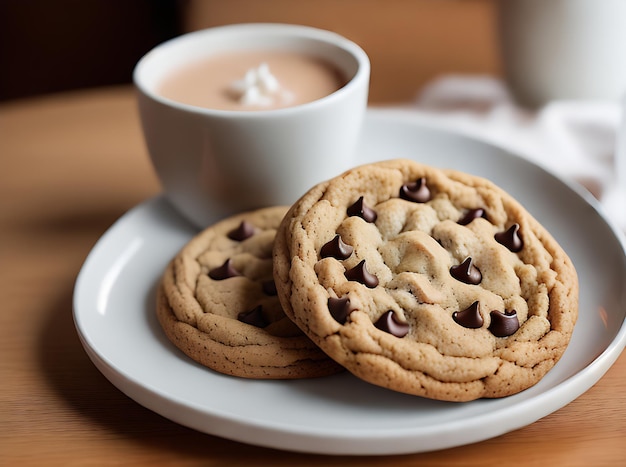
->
[229,63,294,107]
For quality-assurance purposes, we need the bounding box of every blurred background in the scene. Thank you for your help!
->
[0,0,499,104]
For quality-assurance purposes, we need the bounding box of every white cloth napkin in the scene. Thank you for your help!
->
[403,75,625,230]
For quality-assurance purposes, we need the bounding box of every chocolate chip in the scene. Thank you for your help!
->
[495,223,523,252]
[344,260,379,288]
[374,310,409,337]
[328,297,353,324]
[450,257,482,285]
[488,310,519,337]
[237,305,268,328]
[458,208,488,225]
[261,279,277,296]
[227,220,255,241]
[399,177,431,203]
[208,258,240,280]
[320,234,354,260]
[347,196,377,223]
[452,301,484,328]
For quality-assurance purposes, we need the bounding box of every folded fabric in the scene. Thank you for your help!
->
[405,75,625,231]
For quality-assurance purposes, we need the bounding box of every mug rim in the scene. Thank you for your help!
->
[133,23,370,118]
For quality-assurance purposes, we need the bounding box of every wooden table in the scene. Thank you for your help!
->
[2,86,625,466]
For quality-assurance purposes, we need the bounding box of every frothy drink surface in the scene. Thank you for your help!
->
[157,50,348,111]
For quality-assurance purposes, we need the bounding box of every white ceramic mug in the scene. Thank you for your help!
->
[134,23,370,228]
[497,0,626,108]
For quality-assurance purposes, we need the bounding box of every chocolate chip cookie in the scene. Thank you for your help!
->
[157,206,341,379]
[273,159,578,400]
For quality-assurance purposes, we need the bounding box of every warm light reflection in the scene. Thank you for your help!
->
[597,306,609,330]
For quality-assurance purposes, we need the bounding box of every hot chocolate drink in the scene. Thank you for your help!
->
[157,50,348,111]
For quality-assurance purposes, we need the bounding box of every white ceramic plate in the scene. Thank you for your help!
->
[73,109,626,455]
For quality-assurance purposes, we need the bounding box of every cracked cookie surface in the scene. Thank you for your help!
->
[273,159,578,400]
[157,206,341,379]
